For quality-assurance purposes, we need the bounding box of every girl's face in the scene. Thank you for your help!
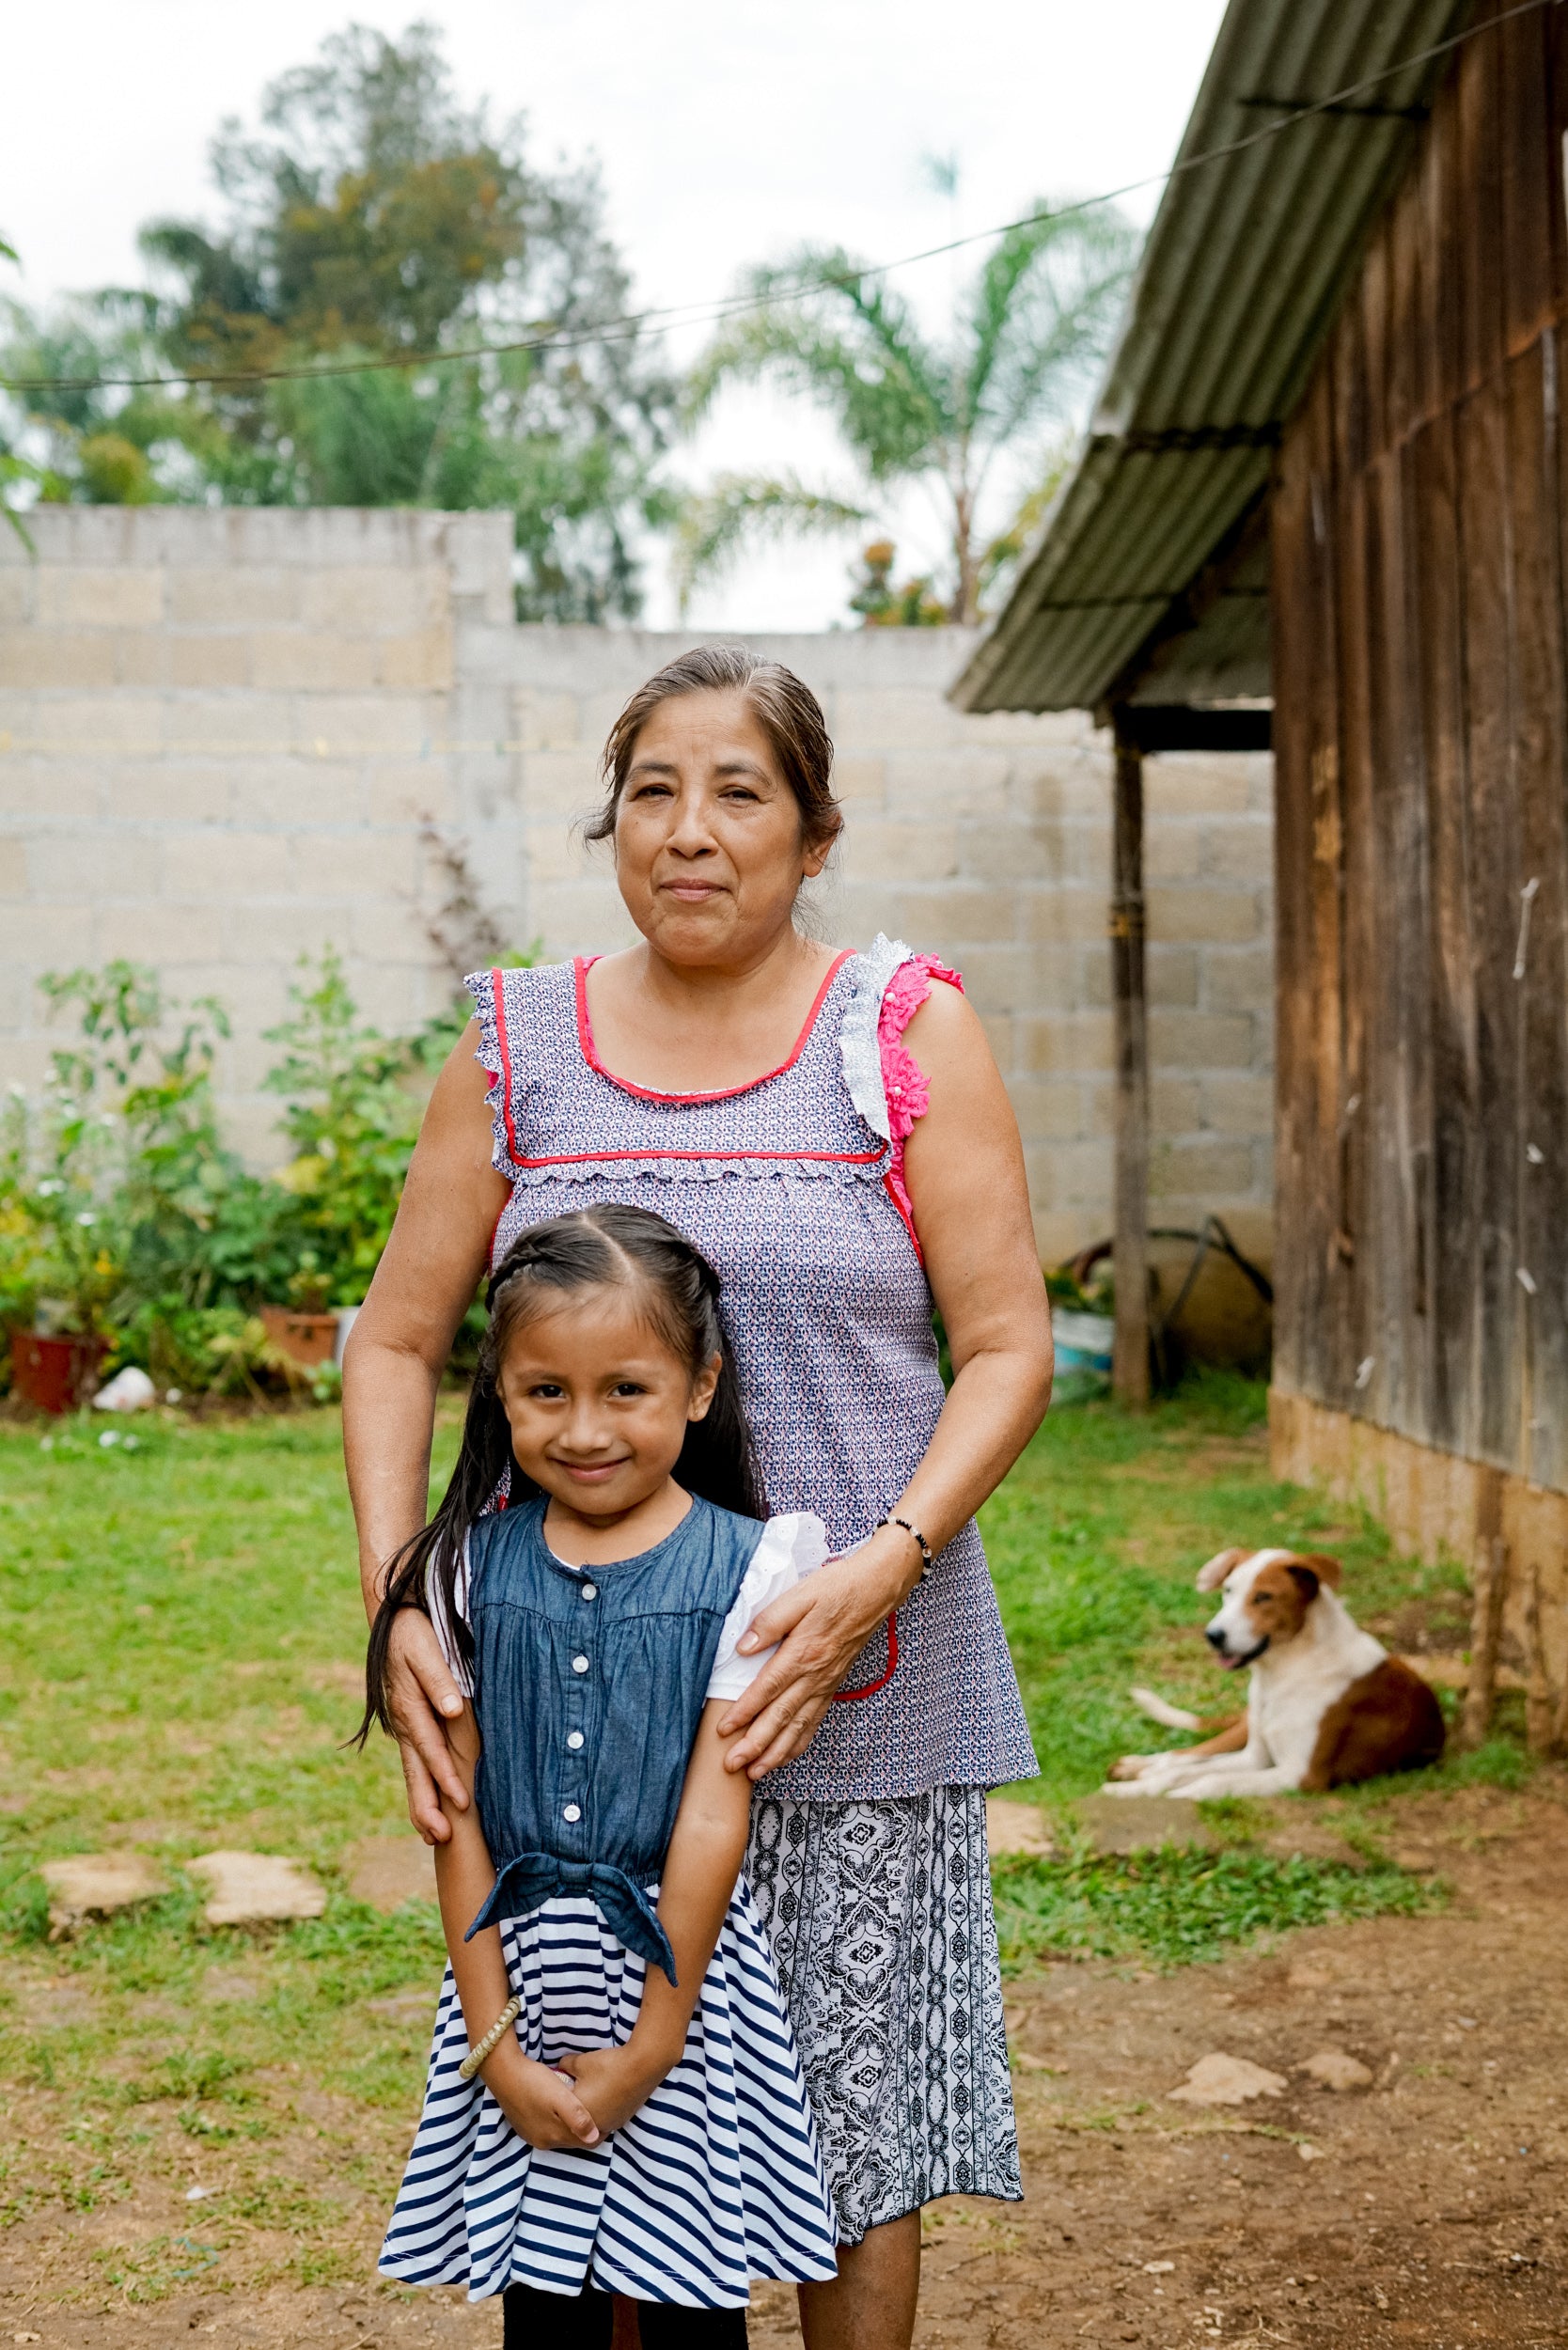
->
[613,688,831,967]
[495,1285,719,1522]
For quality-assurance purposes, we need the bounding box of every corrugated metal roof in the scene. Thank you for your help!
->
[952,0,1474,714]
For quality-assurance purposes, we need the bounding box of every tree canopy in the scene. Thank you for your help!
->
[680,201,1138,623]
[1,23,673,619]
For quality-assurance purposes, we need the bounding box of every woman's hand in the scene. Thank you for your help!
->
[715,1528,918,1778]
[484,2044,603,2151]
[385,1609,471,1845]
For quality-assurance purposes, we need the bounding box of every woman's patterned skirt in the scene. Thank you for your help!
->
[746,1786,1021,2245]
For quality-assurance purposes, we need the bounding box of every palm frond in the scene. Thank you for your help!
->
[671,471,870,615]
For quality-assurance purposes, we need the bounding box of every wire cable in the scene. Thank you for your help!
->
[0,0,1554,399]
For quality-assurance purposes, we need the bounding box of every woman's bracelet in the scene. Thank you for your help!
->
[875,1513,933,1581]
[458,1994,522,2081]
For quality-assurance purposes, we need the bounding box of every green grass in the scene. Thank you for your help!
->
[0,1378,1499,2296]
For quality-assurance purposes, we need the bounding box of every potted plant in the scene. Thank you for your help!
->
[259,1258,341,1369]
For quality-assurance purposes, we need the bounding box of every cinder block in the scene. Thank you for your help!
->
[1201,945,1275,1013]
[516,691,581,752]
[220,758,359,825]
[1005,1076,1090,1142]
[1079,944,1198,1010]
[166,635,254,691]
[1145,760,1251,817]
[379,627,454,692]
[26,694,161,755]
[96,903,226,964]
[0,572,36,624]
[1148,1010,1255,1068]
[162,694,293,754]
[222,901,349,965]
[1202,821,1274,885]
[841,821,959,885]
[955,821,1055,884]
[1146,885,1262,944]
[0,837,25,893]
[833,687,971,753]
[1200,1073,1276,1134]
[880,885,1016,950]
[1035,1208,1101,1267]
[1015,762,1111,824]
[163,829,293,899]
[167,568,301,626]
[298,694,436,752]
[36,569,164,629]
[1,901,95,962]
[0,756,102,816]
[883,748,1012,819]
[295,828,417,899]
[301,565,445,633]
[1151,1076,1204,1137]
[250,633,381,692]
[831,755,886,802]
[1023,888,1110,945]
[1150,1138,1259,1199]
[1018,1010,1115,1074]
[1025,1137,1114,1211]
[0,631,119,689]
[1144,825,1203,882]
[27,831,161,899]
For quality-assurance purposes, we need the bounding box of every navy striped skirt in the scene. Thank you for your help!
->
[378,1886,839,2307]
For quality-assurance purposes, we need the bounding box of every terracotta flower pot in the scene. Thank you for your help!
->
[259,1306,339,1369]
[10,1330,110,1415]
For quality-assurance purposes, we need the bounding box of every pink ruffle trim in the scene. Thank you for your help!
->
[880,954,963,1235]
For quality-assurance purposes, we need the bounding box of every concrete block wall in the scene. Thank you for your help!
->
[0,512,1274,1264]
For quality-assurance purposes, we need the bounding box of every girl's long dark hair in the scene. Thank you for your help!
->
[358,1204,764,1745]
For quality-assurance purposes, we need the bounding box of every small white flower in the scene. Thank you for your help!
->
[37,1179,62,1197]
[99,1430,121,1449]
[76,1212,97,1228]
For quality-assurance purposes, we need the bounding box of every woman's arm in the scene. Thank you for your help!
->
[717,981,1053,1778]
[432,1704,603,2151]
[557,1703,752,2134]
[342,1021,510,1841]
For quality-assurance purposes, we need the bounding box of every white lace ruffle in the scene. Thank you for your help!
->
[463,969,521,1179]
[706,1512,831,1701]
[509,1154,886,1190]
[838,933,913,1142]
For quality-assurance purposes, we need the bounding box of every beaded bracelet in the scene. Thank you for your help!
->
[458,1993,522,2081]
[876,1512,933,1580]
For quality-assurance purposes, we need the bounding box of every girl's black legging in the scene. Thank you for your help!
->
[502,2280,748,2347]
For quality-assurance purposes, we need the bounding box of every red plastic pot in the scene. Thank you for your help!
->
[259,1306,339,1369]
[9,1331,110,1415]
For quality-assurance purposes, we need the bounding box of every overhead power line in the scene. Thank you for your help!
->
[0,0,1552,400]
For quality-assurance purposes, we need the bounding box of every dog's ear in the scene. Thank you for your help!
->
[1196,1546,1248,1592]
[1294,1552,1343,1589]
[1286,1562,1323,1605]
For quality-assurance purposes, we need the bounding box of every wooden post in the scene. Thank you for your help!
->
[1523,1562,1554,1756]
[1110,719,1151,1406]
[1460,1537,1509,1749]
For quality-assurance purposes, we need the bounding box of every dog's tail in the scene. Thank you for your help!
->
[1128,1685,1234,1734]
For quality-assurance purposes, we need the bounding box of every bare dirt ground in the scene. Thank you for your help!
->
[6,1784,1567,2350]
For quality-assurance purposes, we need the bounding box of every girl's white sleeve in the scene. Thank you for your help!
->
[425,1536,474,1699]
[705,1512,831,1702]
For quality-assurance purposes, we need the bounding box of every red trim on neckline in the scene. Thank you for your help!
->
[573,950,854,1104]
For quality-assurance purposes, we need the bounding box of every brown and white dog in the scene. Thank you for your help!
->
[1101,1546,1446,1799]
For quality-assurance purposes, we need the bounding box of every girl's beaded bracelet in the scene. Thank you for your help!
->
[458,1993,522,2081]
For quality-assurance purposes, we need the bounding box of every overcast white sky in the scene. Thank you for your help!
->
[2,1,1228,628]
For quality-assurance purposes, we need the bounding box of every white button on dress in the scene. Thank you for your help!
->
[582,1584,598,1602]
[562,1804,581,1823]
[572,1654,589,1673]
[566,1731,584,1750]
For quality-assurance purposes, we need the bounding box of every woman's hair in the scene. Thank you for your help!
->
[358,1204,764,1743]
[584,644,843,855]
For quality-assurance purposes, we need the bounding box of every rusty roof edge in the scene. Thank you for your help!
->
[951,0,1478,714]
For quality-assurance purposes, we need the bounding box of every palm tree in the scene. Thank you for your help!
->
[680,202,1138,623]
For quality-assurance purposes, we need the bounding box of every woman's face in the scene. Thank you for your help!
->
[612,688,830,967]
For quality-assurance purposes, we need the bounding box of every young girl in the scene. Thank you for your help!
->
[362,1204,839,2342]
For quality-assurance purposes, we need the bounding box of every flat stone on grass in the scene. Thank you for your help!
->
[986,1798,1056,1858]
[39,1852,168,1936]
[1074,1793,1220,1856]
[345,1834,437,1911]
[1168,2052,1288,2106]
[189,1850,325,1925]
[1300,2046,1373,2092]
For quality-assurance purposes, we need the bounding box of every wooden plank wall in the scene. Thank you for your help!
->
[1273,0,1568,1496]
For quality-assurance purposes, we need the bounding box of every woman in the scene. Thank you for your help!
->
[343,645,1052,2348]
